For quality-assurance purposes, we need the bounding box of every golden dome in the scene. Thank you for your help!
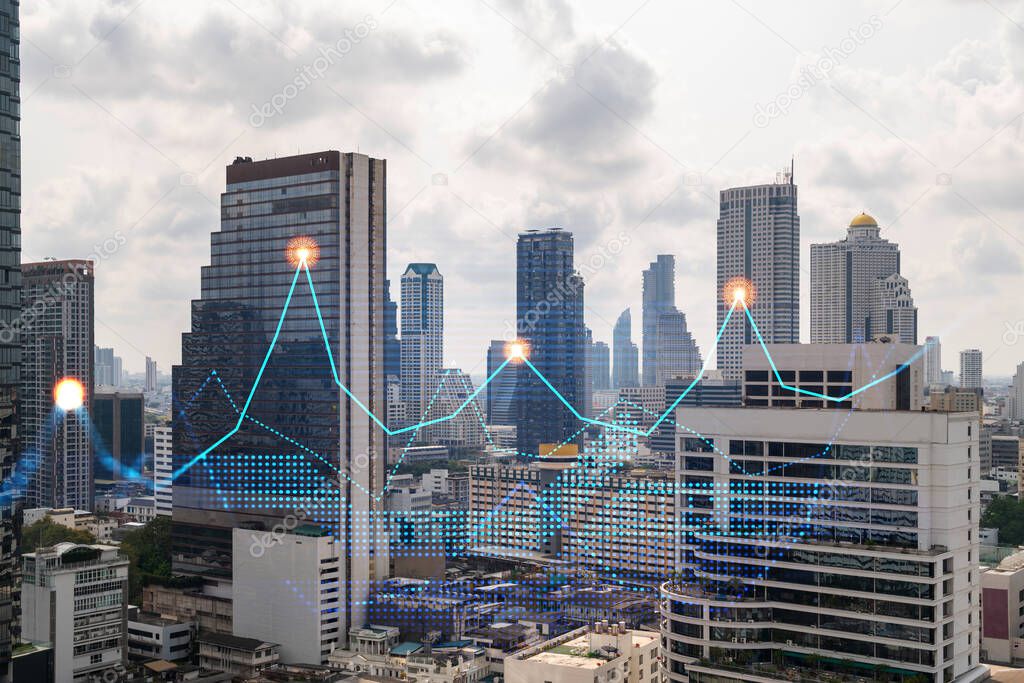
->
[849,212,878,228]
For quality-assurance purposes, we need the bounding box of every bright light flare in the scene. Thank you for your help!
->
[724,277,755,308]
[286,236,320,268]
[54,378,85,412]
[505,340,529,361]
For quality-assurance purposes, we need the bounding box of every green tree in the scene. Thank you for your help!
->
[120,516,172,601]
[20,519,95,554]
[981,495,1024,545]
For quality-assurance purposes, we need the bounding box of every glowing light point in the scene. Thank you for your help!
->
[286,236,320,268]
[54,378,85,412]
[723,277,755,308]
[506,340,529,361]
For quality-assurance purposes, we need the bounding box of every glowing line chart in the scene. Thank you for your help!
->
[174,260,924,488]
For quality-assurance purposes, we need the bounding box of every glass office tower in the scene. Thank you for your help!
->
[172,151,388,641]
[514,228,586,454]
[0,2,17,679]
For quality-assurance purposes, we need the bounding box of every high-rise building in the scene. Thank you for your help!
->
[22,543,129,682]
[400,263,443,425]
[959,348,983,389]
[924,336,943,386]
[1010,362,1024,421]
[92,390,146,482]
[423,369,486,449]
[0,2,18,677]
[716,165,799,379]
[653,308,702,386]
[21,259,95,511]
[96,348,116,387]
[589,339,611,392]
[515,228,586,454]
[870,273,917,344]
[486,340,517,426]
[145,355,158,393]
[172,151,388,639]
[94,346,123,388]
[383,279,400,382]
[612,308,639,389]
[152,425,172,517]
[810,212,902,344]
[642,254,675,386]
[663,407,982,682]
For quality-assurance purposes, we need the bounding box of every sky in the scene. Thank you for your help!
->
[19,0,1024,380]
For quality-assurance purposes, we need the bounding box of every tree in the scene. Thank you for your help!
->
[981,495,1024,545]
[120,516,172,601]
[20,518,95,553]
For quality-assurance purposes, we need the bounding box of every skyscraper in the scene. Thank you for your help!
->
[400,263,443,424]
[21,259,95,511]
[383,279,400,382]
[612,308,639,389]
[642,255,675,385]
[810,212,902,344]
[486,340,517,426]
[870,273,917,344]
[589,340,610,392]
[145,355,158,393]
[653,309,702,385]
[172,151,388,639]
[959,348,983,389]
[0,3,19,677]
[1010,362,1024,421]
[515,228,586,454]
[924,336,943,385]
[716,165,800,379]
[94,346,123,387]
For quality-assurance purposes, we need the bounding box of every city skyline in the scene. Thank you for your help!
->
[15,1,1024,377]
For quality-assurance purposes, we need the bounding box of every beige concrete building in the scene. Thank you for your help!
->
[505,624,660,683]
[982,550,1024,665]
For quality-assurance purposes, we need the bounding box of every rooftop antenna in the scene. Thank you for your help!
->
[790,155,795,184]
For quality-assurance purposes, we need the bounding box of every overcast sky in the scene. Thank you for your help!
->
[20,0,1024,380]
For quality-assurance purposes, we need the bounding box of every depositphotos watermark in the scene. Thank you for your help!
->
[753,15,883,128]
[249,15,379,127]
[0,231,127,344]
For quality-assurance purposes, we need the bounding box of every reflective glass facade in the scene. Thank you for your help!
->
[172,151,387,636]
[515,228,586,454]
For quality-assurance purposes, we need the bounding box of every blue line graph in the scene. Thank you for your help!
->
[175,261,921,484]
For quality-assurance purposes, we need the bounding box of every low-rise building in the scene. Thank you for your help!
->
[196,631,279,678]
[127,607,193,661]
[982,550,1024,665]
[505,623,660,683]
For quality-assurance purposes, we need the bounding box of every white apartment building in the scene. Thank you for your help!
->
[810,212,902,344]
[662,407,984,683]
[716,168,800,380]
[742,342,924,411]
[505,623,660,683]
[960,350,983,390]
[21,543,129,683]
[1009,362,1024,421]
[152,425,172,516]
[232,527,342,665]
[423,368,487,449]
[925,337,943,387]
